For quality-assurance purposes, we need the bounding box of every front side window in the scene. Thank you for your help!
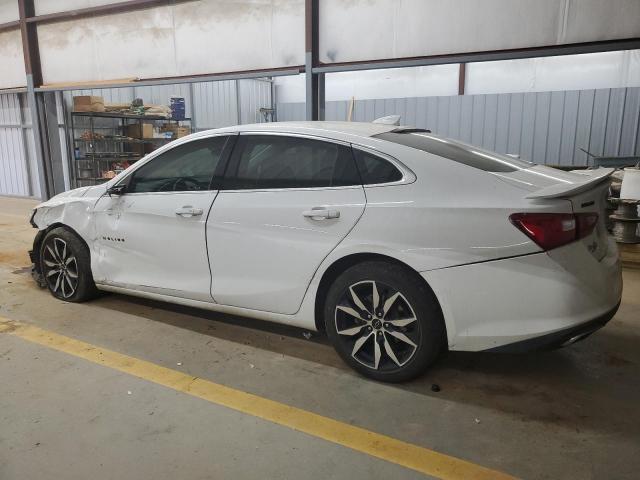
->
[127,136,229,193]
[228,135,360,189]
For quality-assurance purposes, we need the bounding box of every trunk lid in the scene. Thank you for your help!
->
[566,180,611,261]
[492,166,613,261]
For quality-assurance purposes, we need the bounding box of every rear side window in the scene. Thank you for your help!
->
[353,149,403,184]
[374,132,531,173]
[228,135,360,189]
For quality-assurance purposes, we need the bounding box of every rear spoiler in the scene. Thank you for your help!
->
[526,168,614,199]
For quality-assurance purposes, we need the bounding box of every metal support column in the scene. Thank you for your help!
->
[26,75,50,199]
[305,0,323,120]
[305,52,317,120]
[19,0,51,198]
[27,81,66,198]
[235,79,242,125]
[317,71,325,121]
[42,91,65,193]
[270,77,277,122]
[188,82,197,132]
[458,63,466,95]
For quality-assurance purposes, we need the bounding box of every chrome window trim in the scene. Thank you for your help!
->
[220,185,364,194]
[116,190,218,197]
[237,130,351,147]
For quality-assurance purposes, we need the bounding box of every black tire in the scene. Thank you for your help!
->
[39,227,99,302]
[324,261,446,382]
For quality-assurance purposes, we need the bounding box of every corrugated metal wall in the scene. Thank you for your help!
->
[277,87,640,166]
[192,78,272,128]
[193,81,239,129]
[20,98,42,198]
[0,93,38,197]
[238,79,272,124]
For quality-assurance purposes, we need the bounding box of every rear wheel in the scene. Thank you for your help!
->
[324,261,446,382]
[40,227,99,302]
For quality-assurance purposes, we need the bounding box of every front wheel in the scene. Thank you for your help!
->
[324,261,446,382]
[39,227,99,302]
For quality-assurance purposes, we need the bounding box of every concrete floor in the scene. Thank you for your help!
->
[1,195,639,479]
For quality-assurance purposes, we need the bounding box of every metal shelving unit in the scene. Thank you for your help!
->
[69,111,191,187]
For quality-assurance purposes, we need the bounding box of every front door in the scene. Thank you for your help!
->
[92,134,233,302]
[208,133,366,314]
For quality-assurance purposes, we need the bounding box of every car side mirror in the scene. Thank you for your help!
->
[106,184,127,196]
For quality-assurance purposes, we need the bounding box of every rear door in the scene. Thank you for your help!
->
[207,133,366,314]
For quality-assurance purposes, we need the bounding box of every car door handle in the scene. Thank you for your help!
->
[302,207,340,220]
[175,206,203,217]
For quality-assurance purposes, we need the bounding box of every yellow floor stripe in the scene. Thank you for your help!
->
[1,318,514,480]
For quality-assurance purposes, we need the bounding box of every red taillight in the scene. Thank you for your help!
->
[509,212,598,251]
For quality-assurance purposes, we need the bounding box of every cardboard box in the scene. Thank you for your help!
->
[173,127,190,138]
[125,123,154,139]
[160,123,190,139]
[73,95,105,112]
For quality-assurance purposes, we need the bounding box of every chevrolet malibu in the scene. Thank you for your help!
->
[29,121,622,382]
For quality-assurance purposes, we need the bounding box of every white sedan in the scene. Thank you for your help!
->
[30,121,622,382]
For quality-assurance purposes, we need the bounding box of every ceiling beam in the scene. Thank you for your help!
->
[25,0,196,25]
[313,38,640,74]
[0,19,20,33]
[1,0,197,32]
[35,66,304,92]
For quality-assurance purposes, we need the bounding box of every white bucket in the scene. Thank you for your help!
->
[620,168,640,201]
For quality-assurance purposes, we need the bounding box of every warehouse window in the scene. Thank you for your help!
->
[127,136,229,193]
[374,132,532,173]
[228,135,360,189]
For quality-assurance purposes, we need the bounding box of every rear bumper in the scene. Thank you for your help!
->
[485,301,619,353]
[422,240,623,352]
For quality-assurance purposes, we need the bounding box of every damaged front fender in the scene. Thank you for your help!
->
[32,185,107,235]
[30,184,108,284]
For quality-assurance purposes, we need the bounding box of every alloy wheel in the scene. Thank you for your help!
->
[43,237,79,299]
[334,280,420,371]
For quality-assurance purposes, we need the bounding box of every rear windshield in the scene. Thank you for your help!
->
[374,132,532,173]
